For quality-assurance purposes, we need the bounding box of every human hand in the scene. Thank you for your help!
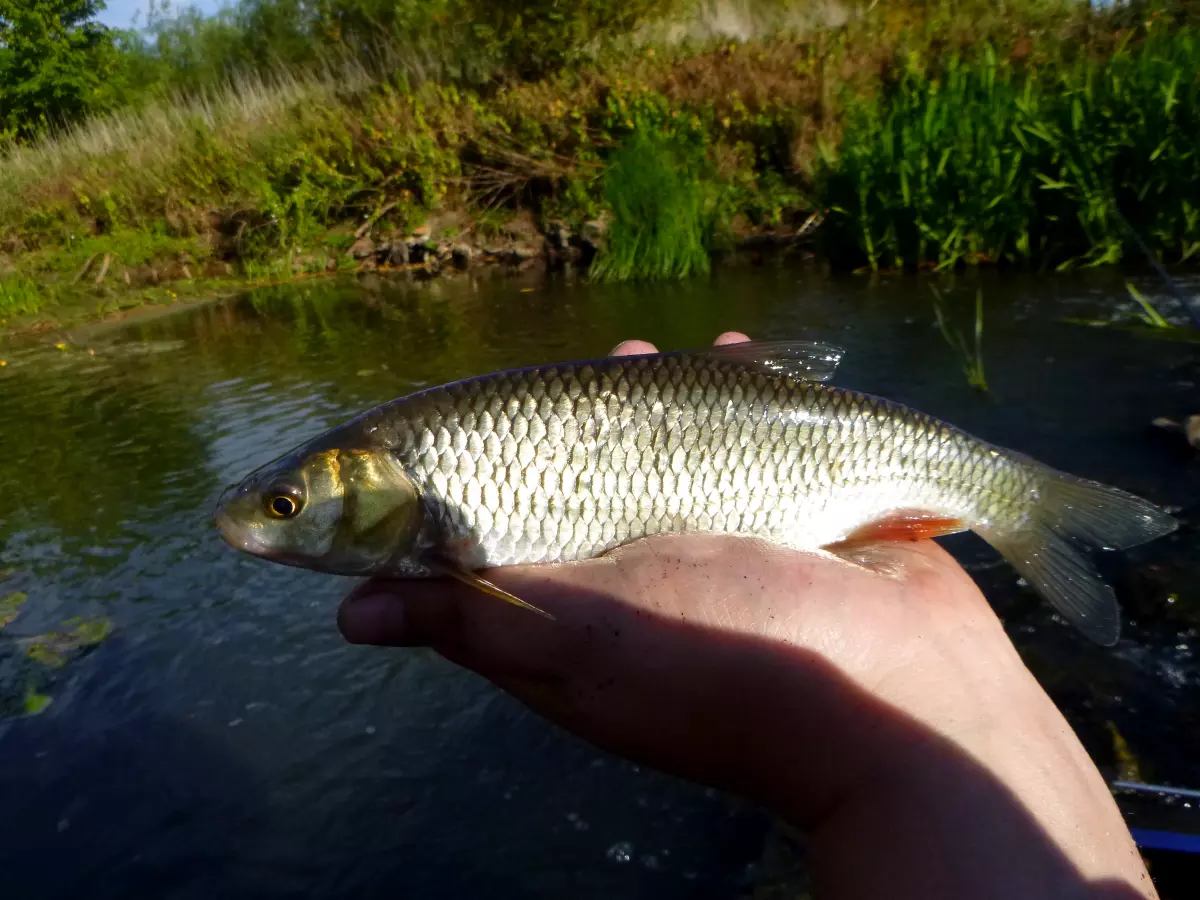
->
[338,333,1156,899]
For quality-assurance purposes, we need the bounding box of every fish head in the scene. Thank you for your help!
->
[214,446,424,574]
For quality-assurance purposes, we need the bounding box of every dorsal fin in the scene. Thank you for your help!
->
[697,340,845,383]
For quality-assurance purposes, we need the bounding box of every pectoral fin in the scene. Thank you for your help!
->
[435,560,555,620]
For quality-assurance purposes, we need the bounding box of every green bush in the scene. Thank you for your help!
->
[0,0,128,140]
[591,107,715,282]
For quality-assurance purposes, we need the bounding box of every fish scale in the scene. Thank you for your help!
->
[375,354,1012,570]
[216,340,1178,646]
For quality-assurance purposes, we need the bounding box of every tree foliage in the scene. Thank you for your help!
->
[0,0,126,140]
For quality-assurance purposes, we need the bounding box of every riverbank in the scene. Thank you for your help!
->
[0,211,822,336]
[2,1,1199,332]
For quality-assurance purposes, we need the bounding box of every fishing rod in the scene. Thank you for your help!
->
[1112,780,1200,854]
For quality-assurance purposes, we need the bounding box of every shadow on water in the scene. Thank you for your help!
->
[0,633,269,900]
[0,629,769,900]
[1,263,1198,895]
[0,607,1171,900]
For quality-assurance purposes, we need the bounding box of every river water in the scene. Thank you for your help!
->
[1,264,1197,898]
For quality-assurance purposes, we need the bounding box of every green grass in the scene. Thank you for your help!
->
[590,121,714,281]
[0,278,50,319]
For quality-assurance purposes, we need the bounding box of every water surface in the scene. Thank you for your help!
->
[1,264,1197,897]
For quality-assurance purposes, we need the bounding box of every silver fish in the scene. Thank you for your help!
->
[214,340,1177,644]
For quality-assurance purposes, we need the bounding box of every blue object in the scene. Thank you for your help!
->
[1130,828,1200,854]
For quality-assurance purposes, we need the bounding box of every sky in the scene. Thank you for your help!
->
[95,0,226,29]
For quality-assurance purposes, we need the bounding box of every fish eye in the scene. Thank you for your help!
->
[264,485,304,519]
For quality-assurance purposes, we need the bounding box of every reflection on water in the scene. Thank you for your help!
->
[0,265,1198,897]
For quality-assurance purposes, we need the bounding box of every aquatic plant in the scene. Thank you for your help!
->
[0,590,112,719]
[0,592,27,630]
[1126,283,1171,328]
[818,47,1035,271]
[932,287,988,392]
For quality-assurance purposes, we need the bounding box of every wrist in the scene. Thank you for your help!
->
[791,660,1156,899]
[750,614,1045,826]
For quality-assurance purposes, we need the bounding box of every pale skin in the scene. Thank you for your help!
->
[338,332,1158,899]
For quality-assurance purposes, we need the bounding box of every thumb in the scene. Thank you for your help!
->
[336,569,616,685]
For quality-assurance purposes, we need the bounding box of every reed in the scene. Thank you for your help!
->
[819,20,1200,272]
[590,124,715,281]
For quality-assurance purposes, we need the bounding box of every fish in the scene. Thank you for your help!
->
[214,340,1178,645]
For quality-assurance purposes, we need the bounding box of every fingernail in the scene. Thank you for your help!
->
[714,331,751,346]
[610,339,657,356]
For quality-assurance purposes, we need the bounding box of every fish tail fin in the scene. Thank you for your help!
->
[978,470,1178,646]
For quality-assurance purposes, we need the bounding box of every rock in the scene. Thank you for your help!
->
[501,211,542,242]
[451,244,474,269]
[387,240,410,267]
[349,236,376,259]
[510,244,538,264]
[545,220,572,249]
[407,241,429,264]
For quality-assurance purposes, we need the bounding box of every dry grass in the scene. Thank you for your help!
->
[0,62,373,231]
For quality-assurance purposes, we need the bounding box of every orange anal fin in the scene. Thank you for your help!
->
[823,512,967,552]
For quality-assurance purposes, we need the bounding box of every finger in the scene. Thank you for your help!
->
[713,331,750,345]
[337,568,614,682]
[610,333,748,357]
[609,339,658,356]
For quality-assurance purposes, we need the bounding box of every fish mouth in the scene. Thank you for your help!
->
[213,486,277,559]
[213,507,264,555]
[215,516,263,555]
